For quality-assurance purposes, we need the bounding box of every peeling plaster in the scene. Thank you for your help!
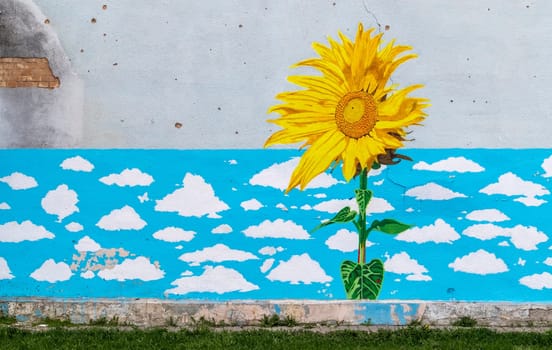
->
[0,0,83,147]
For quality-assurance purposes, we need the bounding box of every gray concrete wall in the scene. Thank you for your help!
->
[1,0,551,148]
[4,298,552,328]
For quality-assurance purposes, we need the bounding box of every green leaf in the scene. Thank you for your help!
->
[340,259,384,300]
[355,189,372,215]
[311,206,357,233]
[370,219,413,235]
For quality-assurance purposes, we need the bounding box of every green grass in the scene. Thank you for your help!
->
[33,317,75,328]
[1,326,552,350]
[260,314,298,327]
[452,316,478,327]
[0,314,16,325]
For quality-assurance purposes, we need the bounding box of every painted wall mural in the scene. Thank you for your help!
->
[264,23,428,299]
[2,1,552,304]
[1,149,552,301]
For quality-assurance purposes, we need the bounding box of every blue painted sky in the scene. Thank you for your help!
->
[1,149,552,302]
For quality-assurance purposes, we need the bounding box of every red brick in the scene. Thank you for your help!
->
[0,57,59,89]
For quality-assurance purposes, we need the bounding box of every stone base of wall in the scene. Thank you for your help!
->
[2,298,552,328]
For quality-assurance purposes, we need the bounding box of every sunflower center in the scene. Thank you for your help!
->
[335,91,378,139]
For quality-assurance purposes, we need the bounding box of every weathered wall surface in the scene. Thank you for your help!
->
[2,1,552,325]
[0,0,83,147]
[1,0,551,148]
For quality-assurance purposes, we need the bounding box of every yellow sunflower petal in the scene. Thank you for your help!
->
[287,130,346,191]
[288,75,347,97]
[264,120,336,146]
[356,137,377,168]
[341,138,359,181]
[292,58,348,87]
[276,90,339,105]
[377,85,424,119]
[265,23,428,191]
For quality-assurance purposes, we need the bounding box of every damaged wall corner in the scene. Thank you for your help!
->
[0,0,83,147]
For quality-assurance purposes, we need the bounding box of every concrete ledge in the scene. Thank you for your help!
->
[1,298,552,328]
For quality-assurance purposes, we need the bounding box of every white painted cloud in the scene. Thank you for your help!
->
[99,168,154,187]
[155,173,229,218]
[463,224,548,251]
[313,198,356,213]
[480,172,549,206]
[369,165,386,177]
[65,222,83,232]
[275,203,288,211]
[413,156,484,173]
[396,219,460,244]
[313,193,327,199]
[81,271,95,279]
[178,244,258,265]
[325,229,373,252]
[465,209,510,222]
[385,252,431,281]
[240,198,263,211]
[227,159,238,165]
[312,197,393,215]
[506,226,548,251]
[300,204,312,210]
[97,256,164,281]
[242,219,310,239]
[406,274,432,281]
[166,266,259,295]
[514,196,547,207]
[153,227,196,242]
[74,236,101,252]
[258,246,284,256]
[0,257,14,279]
[212,224,232,234]
[541,155,552,178]
[0,202,10,210]
[30,259,73,282]
[448,249,508,275]
[260,259,275,273]
[544,257,552,266]
[249,157,340,190]
[60,156,94,172]
[0,172,38,190]
[0,221,54,242]
[267,253,332,284]
[519,272,552,290]
[41,184,79,222]
[405,183,467,200]
[463,223,506,241]
[96,205,147,231]
[367,197,395,214]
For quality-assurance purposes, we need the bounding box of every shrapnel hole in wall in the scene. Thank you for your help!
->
[0,57,60,89]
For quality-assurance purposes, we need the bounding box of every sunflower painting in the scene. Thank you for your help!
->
[265,23,429,300]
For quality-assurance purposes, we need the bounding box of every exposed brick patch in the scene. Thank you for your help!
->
[0,57,60,89]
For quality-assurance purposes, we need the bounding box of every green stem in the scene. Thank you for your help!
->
[357,168,368,264]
